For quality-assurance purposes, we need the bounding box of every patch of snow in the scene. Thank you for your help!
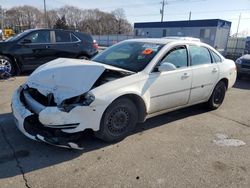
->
[213,133,246,147]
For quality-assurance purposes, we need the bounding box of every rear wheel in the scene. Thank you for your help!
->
[206,81,226,110]
[0,55,16,75]
[95,98,138,143]
[78,55,89,60]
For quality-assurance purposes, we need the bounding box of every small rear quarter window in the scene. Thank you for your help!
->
[211,50,222,63]
[70,33,79,42]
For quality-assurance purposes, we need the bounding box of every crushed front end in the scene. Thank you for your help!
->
[11,85,97,150]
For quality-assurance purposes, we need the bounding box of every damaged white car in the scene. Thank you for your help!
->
[12,38,237,149]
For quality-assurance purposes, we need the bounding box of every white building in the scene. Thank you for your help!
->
[134,19,231,53]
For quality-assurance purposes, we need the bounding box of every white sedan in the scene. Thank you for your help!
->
[11,38,237,149]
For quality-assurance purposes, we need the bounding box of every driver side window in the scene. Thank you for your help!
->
[160,46,188,69]
[23,31,50,44]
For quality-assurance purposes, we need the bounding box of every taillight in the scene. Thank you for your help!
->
[93,40,98,49]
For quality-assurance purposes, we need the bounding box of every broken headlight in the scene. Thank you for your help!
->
[59,92,95,112]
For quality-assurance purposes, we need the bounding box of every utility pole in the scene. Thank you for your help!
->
[160,0,166,22]
[235,13,241,54]
[43,0,47,28]
[0,6,4,35]
[189,11,192,21]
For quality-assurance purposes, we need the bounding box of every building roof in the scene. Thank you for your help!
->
[134,19,231,28]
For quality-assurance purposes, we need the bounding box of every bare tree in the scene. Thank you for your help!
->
[4,5,133,35]
[112,8,133,34]
[47,10,58,29]
[5,6,42,31]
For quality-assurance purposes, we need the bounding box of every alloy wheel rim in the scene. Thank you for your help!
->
[79,56,89,60]
[0,58,12,73]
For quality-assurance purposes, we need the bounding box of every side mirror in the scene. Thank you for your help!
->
[158,62,177,72]
[21,39,32,44]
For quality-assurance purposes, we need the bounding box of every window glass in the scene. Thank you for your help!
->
[55,31,71,42]
[189,46,212,66]
[70,33,79,42]
[160,46,188,69]
[211,50,222,63]
[23,31,50,43]
[92,41,164,72]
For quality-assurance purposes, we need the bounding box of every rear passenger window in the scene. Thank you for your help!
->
[55,31,71,42]
[189,46,212,66]
[211,50,222,63]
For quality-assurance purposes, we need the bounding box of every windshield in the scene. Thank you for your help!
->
[92,41,164,72]
[5,30,31,42]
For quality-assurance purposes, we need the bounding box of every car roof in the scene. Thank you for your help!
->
[126,37,204,45]
[23,28,87,34]
[125,37,224,59]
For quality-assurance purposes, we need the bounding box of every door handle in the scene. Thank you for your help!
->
[181,73,190,79]
[45,45,50,49]
[212,68,218,73]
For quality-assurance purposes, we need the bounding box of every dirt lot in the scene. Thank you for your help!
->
[0,76,250,188]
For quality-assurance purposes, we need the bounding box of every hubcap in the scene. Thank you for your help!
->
[107,107,130,135]
[0,58,12,74]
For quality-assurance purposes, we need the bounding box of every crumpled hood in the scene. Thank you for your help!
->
[27,58,129,104]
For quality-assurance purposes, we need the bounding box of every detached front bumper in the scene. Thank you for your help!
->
[11,86,84,149]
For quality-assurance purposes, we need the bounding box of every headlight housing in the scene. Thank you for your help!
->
[58,92,95,112]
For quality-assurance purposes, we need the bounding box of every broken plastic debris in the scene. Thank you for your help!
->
[213,133,246,147]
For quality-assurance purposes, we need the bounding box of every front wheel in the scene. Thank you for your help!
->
[95,98,138,143]
[206,81,226,110]
[0,55,16,75]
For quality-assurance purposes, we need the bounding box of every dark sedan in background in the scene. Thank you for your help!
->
[235,54,250,79]
[0,29,98,75]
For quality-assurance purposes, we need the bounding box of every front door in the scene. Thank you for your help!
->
[148,45,192,114]
[15,30,54,70]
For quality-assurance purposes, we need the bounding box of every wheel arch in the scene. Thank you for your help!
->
[219,78,229,90]
[111,94,147,123]
[77,53,90,59]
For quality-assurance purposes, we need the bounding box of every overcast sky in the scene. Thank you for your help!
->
[1,0,250,35]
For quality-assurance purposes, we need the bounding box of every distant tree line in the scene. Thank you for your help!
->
[4,5,133,35]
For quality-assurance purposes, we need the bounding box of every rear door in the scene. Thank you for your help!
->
[15,30,54,70]
[188,45,219,104]
[51,30,81,58]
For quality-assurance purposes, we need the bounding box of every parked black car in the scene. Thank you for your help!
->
[0,29,98,75]
[235,54,250,79]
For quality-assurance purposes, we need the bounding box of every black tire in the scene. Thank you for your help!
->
[95,98,138,143]
[0,55,16,75]
[206,81,226,110]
